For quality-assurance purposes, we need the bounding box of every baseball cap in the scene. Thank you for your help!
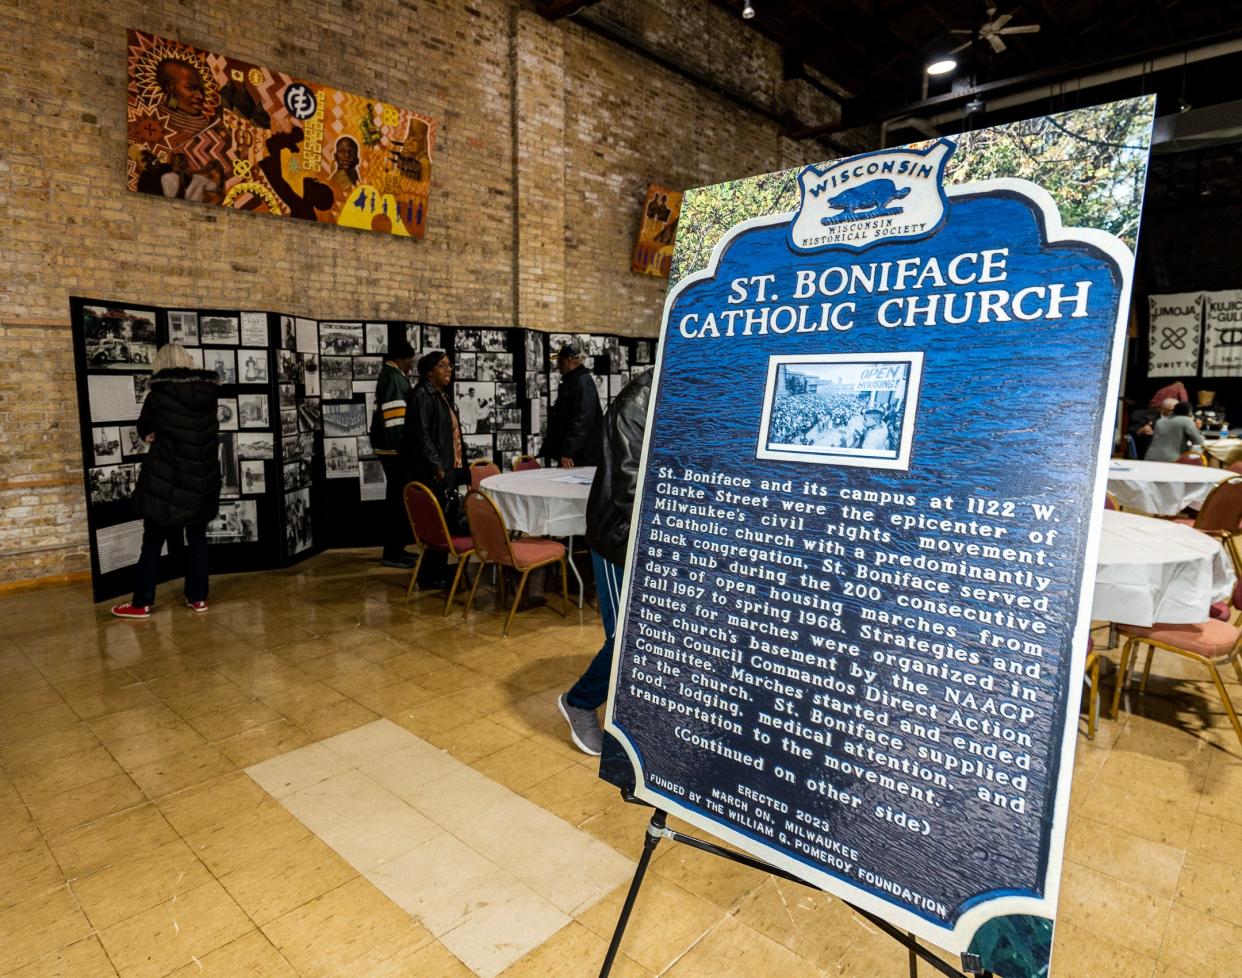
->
[552,342,582,361]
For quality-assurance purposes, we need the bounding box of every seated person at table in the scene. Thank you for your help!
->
[1144,400,1203,462]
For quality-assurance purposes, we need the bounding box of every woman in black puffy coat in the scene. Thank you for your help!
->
[112,344,221,619]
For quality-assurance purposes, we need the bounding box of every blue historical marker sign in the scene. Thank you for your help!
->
[602,100,1155,975]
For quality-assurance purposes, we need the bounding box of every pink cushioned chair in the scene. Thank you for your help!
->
[514,455,541,472]
[462,489,568,635]
[469,459,500,490]
[403,482,475,615]
[1111,599,1242,747]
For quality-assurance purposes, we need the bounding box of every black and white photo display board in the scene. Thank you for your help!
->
[71,299,295,602]
[601,100,1156,976]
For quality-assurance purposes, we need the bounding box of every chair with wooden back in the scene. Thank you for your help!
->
[402,482,475,614]
[514,455,541,472]
[462,489,568,635]
[469,459,500,490]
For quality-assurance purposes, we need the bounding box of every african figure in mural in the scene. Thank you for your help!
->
[126,29,435,238]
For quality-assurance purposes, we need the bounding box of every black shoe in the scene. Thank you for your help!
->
[417,576,452,590]
[382,554,418,569]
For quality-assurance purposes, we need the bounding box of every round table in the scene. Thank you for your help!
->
[480,467,595,605]
[1094,509,1235,626]
[1106,459,1231,515]
[1203,437,1242,467]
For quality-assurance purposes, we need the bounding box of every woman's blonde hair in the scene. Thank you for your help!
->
[151,343,196,373]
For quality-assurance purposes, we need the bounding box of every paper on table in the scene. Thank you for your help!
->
[97,519,165,573]
[551,473,594,485]
[88,375,142,422]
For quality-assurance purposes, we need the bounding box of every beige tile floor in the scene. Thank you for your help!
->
[1,549,1241,977]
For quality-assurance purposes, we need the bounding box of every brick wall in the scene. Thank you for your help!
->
[0,0,847,585]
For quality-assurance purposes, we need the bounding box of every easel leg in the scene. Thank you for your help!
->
[598,810,667,978]
[908,932,918,977]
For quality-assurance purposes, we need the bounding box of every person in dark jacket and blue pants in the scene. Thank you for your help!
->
[112,344,220,619]
[558,368,653,754]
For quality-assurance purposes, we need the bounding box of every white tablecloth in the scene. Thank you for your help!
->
[480,467,594,536]
[1094,510,1234,626]
[1203,438,1242,466]
[1106,460,1231,515]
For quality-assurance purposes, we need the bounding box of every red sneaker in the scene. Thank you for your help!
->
[111,603,151,620]
[185,600,209,613]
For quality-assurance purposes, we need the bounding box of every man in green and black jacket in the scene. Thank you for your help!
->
[370,335,418,567]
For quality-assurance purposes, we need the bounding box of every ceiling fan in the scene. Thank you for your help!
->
[951,6,1041,54]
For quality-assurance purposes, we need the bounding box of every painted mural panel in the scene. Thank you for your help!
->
[126,29,434,238]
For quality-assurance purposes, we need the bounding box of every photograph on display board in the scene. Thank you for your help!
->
[240,460,266,495]
[205,349,236,384]
[454,353,477,380]
[280,316,296,350]
[283,458,311,491]
[282,435,302,460]
[239,312,267,346]
[322,378,352,401]
[403,324,422,351]
[356,433,374,457]
[758,354,922,469]
[631,183,682,277]
[359,458,386,500]
[455,330,480,352]
[524,373,541,399]
[320,323,364,356]
[276,349,299,383]
[462,433,492,462]
[238,394,269,429]
[456,383,493,435]
[240,349,269,384]
[237,432,274,459]
[297,431,315,458]
[206,500,258,543]
[134,375,151,404]
[278,384,296,410]
[218,432,240,498]
[279,409,298,437]
[422,324,441,348]
[301,354,320,396]
[495,431,521,459]
[297,398,322,432]
[168,310,198,346]
[83,305,157,369]
[477,329,508,353]
[602,99,1157,977]
[353,357,381,380]
[119,425,149,457]
[217,398,239,432]
[496,407,521,431]
[524,331,545,365]
[635,340,653,365]
[126,30,434,239]
[89,464,140,503]
[321,356,353,381]
[92,427,123,466]
[365,323,387,354]
[323,401,367,437]
[324,437,359,478]
[284,488,312,555]
[199,315,239,345]
[296,318,318,354]
[477,352,512,382]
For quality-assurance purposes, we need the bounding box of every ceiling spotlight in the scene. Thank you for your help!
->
[742,0,755,19]
[926,57,957,76]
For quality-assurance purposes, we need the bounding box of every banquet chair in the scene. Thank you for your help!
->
[462,489,568,636]
[1104,492,1120,511]
[1084,636,1101,740]
[1176,451,1207,466]
[1173,476,1242,578]
[402,482,475,615]
[1110,604,1242,748]
[514,455,541,472]
[469,458,500,489]
[1229,461,1242,476]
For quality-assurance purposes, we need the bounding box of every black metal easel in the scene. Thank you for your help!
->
[598,801,993,978]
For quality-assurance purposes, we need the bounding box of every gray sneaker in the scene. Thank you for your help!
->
[558,693,603,756]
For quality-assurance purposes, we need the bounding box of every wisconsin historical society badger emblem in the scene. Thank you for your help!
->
[789,139,955,252]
